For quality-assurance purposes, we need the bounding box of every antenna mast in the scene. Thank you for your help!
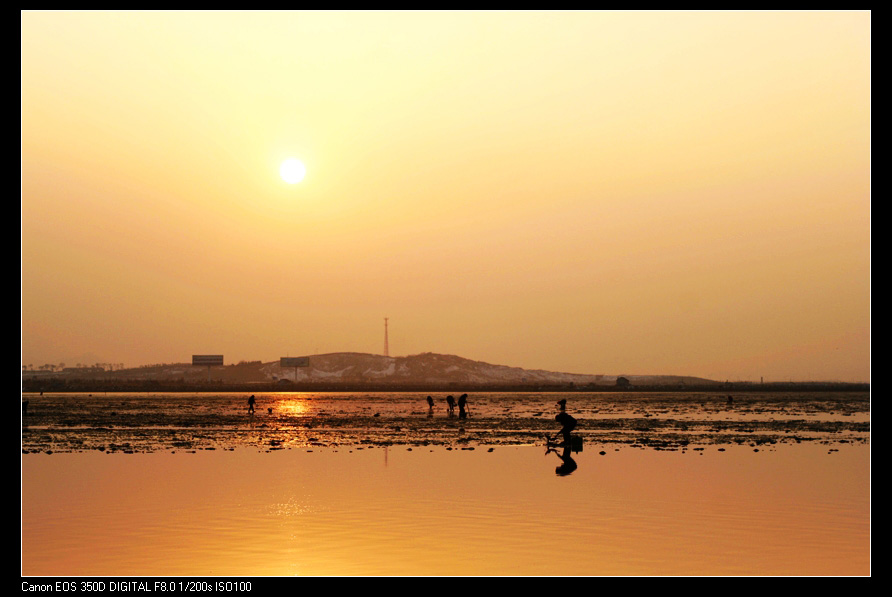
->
[383,317,390,357]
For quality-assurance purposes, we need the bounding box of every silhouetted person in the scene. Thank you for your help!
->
[458,393,469,419]
[557,398,567,412]
[426,396,434,410]
[268,407,273,415]
[547,443,578,476]
[727,395,734,405]
[551,411,577,445]
[247,395,256,414]
[22,400,29,416]
[446,395,456,415]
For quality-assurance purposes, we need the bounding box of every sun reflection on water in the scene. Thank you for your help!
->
[273,394,312,417]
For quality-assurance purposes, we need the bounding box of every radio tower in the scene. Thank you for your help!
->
[383,318,390,357]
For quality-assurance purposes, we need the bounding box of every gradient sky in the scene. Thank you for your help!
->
[22,11,870,381]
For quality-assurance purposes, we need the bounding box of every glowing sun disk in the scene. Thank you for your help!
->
[280,158,306,184]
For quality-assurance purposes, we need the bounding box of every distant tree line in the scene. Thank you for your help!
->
[21,377,869,394]
[22,362,126,373]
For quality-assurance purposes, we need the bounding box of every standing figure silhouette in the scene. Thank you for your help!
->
[458,394,469,419]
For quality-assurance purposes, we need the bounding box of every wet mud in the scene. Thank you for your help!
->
[21,391,869,454]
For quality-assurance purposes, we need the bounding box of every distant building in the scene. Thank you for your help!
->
[22,370,55,378]
[62,367,105,374]
[616,376,630,388]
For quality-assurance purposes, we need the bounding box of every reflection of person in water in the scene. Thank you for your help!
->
[547,443,578,476]
[458,394,469,419]
[247,395,256,414]
[446,395,456,415]
[551,411,577,444]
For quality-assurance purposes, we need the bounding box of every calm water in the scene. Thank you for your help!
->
[21,392,870,576]
[22,445,869,576]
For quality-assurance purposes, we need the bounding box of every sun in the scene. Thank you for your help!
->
[280,158,306,184]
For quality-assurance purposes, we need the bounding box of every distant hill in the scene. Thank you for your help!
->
[23,352,719,388]
[259,352,716,387]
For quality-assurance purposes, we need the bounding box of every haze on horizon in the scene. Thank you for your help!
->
[22,11,870,382]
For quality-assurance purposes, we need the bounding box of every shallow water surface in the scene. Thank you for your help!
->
[22,443,869,576]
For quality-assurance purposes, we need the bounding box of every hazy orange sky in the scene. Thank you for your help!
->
[22,11,870,381]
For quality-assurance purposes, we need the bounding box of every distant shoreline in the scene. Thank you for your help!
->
[21,379,869,394]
